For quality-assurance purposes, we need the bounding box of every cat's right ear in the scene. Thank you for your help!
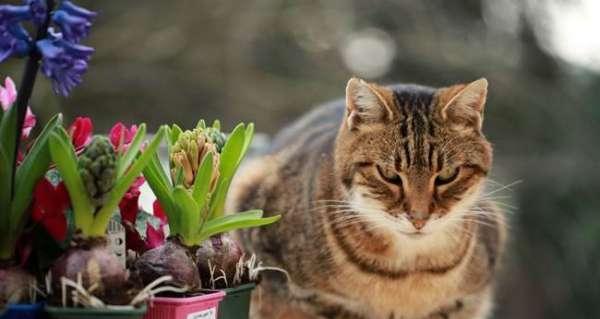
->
[345,77,396,131]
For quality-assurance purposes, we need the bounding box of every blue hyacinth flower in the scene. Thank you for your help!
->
[37,30,94,96]
[0,23,32,63]
[52,10,92,43]
[57,1,97,21]
[52,1,96,43]
[0,5,32,25]
[23,0,48,26]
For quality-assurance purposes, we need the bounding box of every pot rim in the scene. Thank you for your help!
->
[151,290,225,305]
[45,304,147,315]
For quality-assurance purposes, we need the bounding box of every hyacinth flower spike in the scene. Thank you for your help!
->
[0,0,97,200]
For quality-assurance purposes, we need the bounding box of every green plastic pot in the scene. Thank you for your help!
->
[217,283,256,319]
[45,305,147,319]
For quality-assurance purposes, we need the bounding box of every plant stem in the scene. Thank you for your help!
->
[10,0,55,199]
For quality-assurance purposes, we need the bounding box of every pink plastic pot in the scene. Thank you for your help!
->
[143,291,225,319]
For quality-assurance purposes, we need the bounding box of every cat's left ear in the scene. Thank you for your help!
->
[345,77,397,131]
[439,78,488,132]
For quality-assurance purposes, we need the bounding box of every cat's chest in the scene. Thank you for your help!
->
[330,265,466,319]
[319,231,474,319]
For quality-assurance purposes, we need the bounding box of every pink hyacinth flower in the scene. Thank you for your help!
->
[109,122,138,153]
[22,107,37,139]
[0,76,37,139]
[0,77,17,110]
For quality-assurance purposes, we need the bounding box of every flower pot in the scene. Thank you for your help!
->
[0,302,45,319]
[45,305,147,319]
[217,283,256,319]
[143,291,225,319]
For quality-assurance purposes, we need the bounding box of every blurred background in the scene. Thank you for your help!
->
[2,0,599,318]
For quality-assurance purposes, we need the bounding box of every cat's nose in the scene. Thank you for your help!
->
[407,211,429,230]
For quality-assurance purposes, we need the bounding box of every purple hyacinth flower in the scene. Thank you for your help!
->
[0,5,31,24]
[37,31,94,96]
[23,0,47,26]
[52,9,93,43]
[57,1,97,21]
[0,24,31,63]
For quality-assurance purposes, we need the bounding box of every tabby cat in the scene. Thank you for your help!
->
[228,78,507,319]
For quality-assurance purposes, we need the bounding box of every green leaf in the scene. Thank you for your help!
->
[208,177,228,218]
[116,123,146,178]
[195,211,280,243]
[196,119,206,130]
[90,126,166,237]
[49,130,95,234]
[191,152,213,209]
[172,186,200,245]
[142,152,179,233]
[0,147,11,240]
[212,119,220,130]
[241,123,254,160]
[11,114,63,231]
[219,123,245,178]
[0,104,18,202]
[169,124,182,146]
[209,123,246,218]
[203,209,264,228]
[0,146,11,214]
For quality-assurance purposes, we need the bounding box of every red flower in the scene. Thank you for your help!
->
[152,199,168,224]
[68,116,93,150]
[109,122,138,153]
[118,176,145,224]
[31,178,70,242]
[145,223,165,250]
[119,181,166,253]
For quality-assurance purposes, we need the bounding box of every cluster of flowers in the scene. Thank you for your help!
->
[31,115,168,253]
[0,0,95,96]
[2,74,166,260]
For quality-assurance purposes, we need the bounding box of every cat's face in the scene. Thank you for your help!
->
[334,78,492,237]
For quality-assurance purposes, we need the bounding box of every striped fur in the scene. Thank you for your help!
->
[228,78,506,319]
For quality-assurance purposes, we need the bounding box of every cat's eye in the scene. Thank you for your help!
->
[435,166,460,185]
[376,165,402,185]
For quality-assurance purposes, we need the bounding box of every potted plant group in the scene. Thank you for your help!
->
[1,1,282,318]
[136,121,280,319]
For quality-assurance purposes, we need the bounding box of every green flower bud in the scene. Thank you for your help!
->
[204,127,226,153]
[78,136,117,207]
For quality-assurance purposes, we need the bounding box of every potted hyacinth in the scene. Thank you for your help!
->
[1,0,94,316]
[136,120,280,319]
[44,120,166,319]
[0,76,62,319]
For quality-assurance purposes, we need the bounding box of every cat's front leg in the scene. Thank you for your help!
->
[424,289,493,319]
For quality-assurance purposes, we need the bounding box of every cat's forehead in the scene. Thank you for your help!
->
[390,84,436,113]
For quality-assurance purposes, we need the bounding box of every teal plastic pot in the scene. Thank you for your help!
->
[217,283,256,319]
[0,302,45,319]
[45,305,147,319]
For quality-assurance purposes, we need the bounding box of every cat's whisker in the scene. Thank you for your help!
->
[481,180,522,197]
